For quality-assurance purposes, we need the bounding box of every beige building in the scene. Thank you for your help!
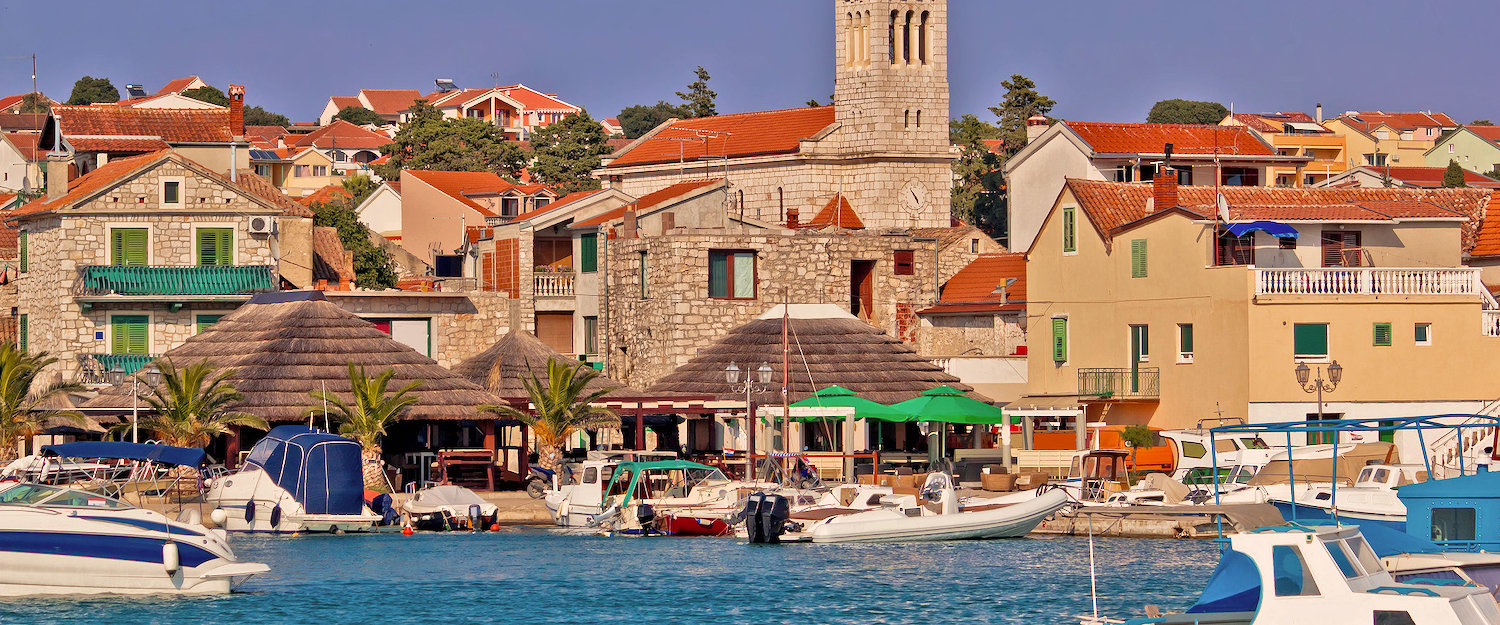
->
[1323,111,1459,170]
[396,170,555,276]
[1220,110,1348,187]
[1024,172,1500,435]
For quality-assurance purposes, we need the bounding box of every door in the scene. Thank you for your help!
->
[1129,325,1148,393]
[536,313,574,354]
[851,260,876,320]
[1321,231,1362,267]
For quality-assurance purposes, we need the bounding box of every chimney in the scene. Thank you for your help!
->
[786,207,800,229]
[660,211,675,233]
[227,84,245,137]
[1025,114,1050,144]
[1315,103,1323,124]
[622,209,637,239]
[46,153,69,201]
[1153,166,1178,211]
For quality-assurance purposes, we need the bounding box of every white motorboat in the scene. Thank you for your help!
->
[0,482,268,596]
[203,425,380,533]
[1268,462,1423,530]
[401,484,499,531]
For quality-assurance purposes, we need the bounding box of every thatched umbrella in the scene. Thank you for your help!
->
[451,329,639,400]
[647,304,982,405]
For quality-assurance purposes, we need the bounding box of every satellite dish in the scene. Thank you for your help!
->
[1217,193,1231,223]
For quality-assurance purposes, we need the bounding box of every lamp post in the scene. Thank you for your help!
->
[106,362,161,443]
[726,362,773,480]
[1295,360,1343,440]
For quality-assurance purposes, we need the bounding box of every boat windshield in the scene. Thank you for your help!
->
[0,483,131,509]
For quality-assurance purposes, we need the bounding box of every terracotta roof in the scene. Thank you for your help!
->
[1468,192,1500,257]
[298,184,352,206]
[0,113,45,132]
[605,106,836,168]
[465,225,493,243]
[1230,112,1324,134]
[246,125,290,140]
[1064,121,1275,156]
[155,76,201,95]
[7,152,164,218]
[65,137,171,152]
[925,253,1026,313]
[401,169,517,216]
[910,226,985,249]
[512,188,605,221]
[358,89,422,116]
[0,95,24,111]
[1338,111,1458,133]
[3,132,40,160]
[1364,166,1500,189]
[981,138,1005,154]
[1463,125,1500,147]
[801,193,864,229]
[571,178,724,228]
[328,96,361,112]
[496,84,577,111]
[385,180,400,194]
[311,226,356,285]
[288,120,390,151]
[233,169,314,218]
[52,105,233,143]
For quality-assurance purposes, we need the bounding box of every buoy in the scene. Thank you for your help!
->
[402,525,413,536]
[489,523,499,532]
[162,542,180,576]
[209,508,228,528]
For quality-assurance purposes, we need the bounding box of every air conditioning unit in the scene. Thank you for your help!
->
[248,216,274,234]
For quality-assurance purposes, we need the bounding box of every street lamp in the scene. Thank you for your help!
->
[106,362,161,443]
[1294,360,1342,436]
[727,362,773,479]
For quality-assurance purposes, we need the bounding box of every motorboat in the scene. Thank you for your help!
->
[548,459,748,535]
[1083,524,1500,625]
[203,426,380,533]
[749,472,1070,543]
[1160,419,1278,482]
[401,484,499,531]
[1268,463,1424,530]
[1216,441,1397,505]
[0,481,268,596]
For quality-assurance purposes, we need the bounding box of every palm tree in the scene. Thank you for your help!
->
[0,343,85,463]
[309,363,421,490]
[487,358,618,472]
[136,359,267,449]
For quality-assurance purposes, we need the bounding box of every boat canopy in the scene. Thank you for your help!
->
[602,460,722,509]
[1186,548,1262,614]
[41,441,205,468]
[242,425,364,515]
[1225,220,1298,239]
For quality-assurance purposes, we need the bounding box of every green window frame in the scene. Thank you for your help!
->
[196,228,233,267]
[1051,317,1068,363]
[1130,239,1148,278]
[1178,323,1194,362]
[163,181,180,204]
[1293,323,1329,359]
[110,315,150,355]
[17,231,25,273]
[1130,324,1149,361]
[580,233,598,273]
[1062,207,1077,253]
[708,250,756,299]
[195,314,224,334]
[109,228,148,267]
[17,314,26,352]
[1373,322,1392,347]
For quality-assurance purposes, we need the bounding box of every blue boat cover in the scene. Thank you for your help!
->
[42,441,205,467]
[243,425,364,515]
[1356,522,1444,556]
[1186,549,1262,614]
[1226,220,1299,238]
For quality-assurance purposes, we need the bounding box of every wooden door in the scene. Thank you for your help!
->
[851,260,876,319]
[536,312,574,355]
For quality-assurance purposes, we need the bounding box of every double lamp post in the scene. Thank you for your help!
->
[726,362,773,478]
[104,363,161,444]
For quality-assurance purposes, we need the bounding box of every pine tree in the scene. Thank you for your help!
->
[987,74,1056,157]
[676,66,718,118]
[529,111,614,195]
[1444,159,1467,187]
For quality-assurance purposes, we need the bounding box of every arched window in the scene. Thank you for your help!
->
[860,12,870,65]
[916,110,921,128]
[903,11,914,65]
[904,110,910,129]
[919,11,929,65]
[889,11,898,64]
[846,13,856,67]
[738,190,745,216]
[777,187,785,223]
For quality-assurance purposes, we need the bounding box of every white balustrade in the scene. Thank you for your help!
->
[1255,267,1480,296]
[534,272,576,297]
[1485,311,1500,337]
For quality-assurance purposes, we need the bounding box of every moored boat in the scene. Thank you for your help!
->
[203,426,380,533]
[401,484,499,531]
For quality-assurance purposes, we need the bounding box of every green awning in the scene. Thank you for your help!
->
[890,385,1007,424]
[787,385,911,422]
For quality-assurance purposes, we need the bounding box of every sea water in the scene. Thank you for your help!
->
[0,530,1218,624]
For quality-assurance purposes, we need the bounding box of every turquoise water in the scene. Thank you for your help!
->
[0,530,1218,624]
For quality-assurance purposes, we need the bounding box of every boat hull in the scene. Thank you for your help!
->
[1269,500,1406,531]
[808,489,1069,543]
[660,514,732,536]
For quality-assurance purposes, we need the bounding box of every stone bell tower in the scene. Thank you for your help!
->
[832,0,953,228]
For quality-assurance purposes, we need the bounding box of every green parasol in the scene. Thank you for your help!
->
[889,385,1007,424]
[787,385,911,422]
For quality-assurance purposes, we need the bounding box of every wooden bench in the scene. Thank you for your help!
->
[435,448,496,491]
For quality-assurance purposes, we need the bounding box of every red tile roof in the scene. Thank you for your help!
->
[1230,112,1324,134]
[358,89,423,116]
[289,120,391,150]
[465,225,493,244]
[0,95,24,112]
[1064,121,1275,156]
[604,106,836,168]
[311,226,356,286]
[1468,193,1500,257]
[52,105,233,143]
[802,193,864,229]
[496,84,577,111]
[512,188,604,221]
[298,184,352,206]
[0,113,46,132]
[402,169,519,216]
[1365,166,1500,189]
[1464,125,1500,146]
[1338,111,1458,133]
[571,178,723,227]
[65,137,172,152]
[328,96,361,112]
[8,152,163,218]
[922,253,1026,313]
[155,76,201,95]
[3,132,40,160]
[385,180,400,194]
[246,125,290,141]
[232,169,313,218]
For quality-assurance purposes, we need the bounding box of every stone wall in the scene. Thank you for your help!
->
[328,291,514,369]
[917,310,1026,358]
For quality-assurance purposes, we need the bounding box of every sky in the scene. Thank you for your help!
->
[2,1,1498,126]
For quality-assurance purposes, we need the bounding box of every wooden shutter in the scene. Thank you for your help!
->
[1321,231,1361,267]
[111,229,148,266]
[111,315,149,355]
[1130,239,1147,278]
[1373,323,1392,347]
[1051,318,1068,362]
[580,233,598,272]
[17,314,26,352]
[197,228,232,267]
[893,250,915,275]
[1062,207,1077,252]
[536,313,573,354]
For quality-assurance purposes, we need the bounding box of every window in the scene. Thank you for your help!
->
[109,228,148,266]
[196,228,233,267]
[1293,323,1329,360]
[533,198,550,210]
[638,251,648,299]
[312,165,328,177]
[1051,317,1068,363]
[970,238,979,253]
[110,315,150,355]
[708,250,756,299]
[894,250,914,275]
[17,314,26,352]
[502,197,520,218]
[254,164,270,177]
[583,316,598,355]
[1432,507,1477,542]
[1372,322,1392,347]
[434,255,463,278]
[1279,236,1297,250]
[918,11,928,64]
[1364,153,1388,167]
[163,181,180,205]
[1129,324,1149,363]
[1062,207,1077,253]
[17,231,25,272]
[1323,540,1361,578]
[1220,167,1260,187]
[1415,323,1431,346]
[332,151,346,162]
[1271,545,1321,596]
[1180,441,1206,459]
[196,314,223,334]
[294,165,309,177]
[1178,324,1194,363]
[1215,231,1254,266]
[1321,231,1362,267]
[1376,129,1389,140]
[1450,144,1456,154]
[1130,239,1147,278]
[1374,612,1418,625]
[580,233,598,273]
[1346,535,1382,572]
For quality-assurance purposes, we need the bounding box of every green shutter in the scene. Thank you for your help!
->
[1062,207,1077,252]
[1373,322,1392,347]
[1293,323,1328,358]
[1130,239,1148,278]
[196,228,232,267]
[1180,324,1194,355]
[196,314,224,334]
[110,229,148,266]
[17,314,26,352]
[580,233,598,273]
[1052,318,1068,363]
[17,231,25,272]
[708,251,728,298]
[111,315,149,355]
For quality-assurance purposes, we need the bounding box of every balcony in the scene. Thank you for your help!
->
[1077,367,1159,401]
[1255,268,1480,297]
[534,272,576,297]
[1485,311,1500,337]
[74,265,277,299]
[75,353,158,385]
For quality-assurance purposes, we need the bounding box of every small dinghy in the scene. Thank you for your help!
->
[401,485,499,531]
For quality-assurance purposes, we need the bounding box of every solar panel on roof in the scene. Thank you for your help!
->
[249,150,279,160]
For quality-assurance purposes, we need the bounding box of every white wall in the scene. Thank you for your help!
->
[1006,133,1098,251]
[356,185,403,237]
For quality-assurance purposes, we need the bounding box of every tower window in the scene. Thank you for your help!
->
[888,11,897,64]
[904,110,910,129]
[902,11,913,64]
[916,111,921,128]
[919,11,929,64]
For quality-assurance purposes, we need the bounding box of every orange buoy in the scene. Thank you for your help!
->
[489,523,499,532]
[402,526,413,536]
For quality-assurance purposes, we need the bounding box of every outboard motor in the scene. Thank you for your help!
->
[469,504,483,530]
[635,503,657,533]
[757,493,790,544]
[743,493,766,542]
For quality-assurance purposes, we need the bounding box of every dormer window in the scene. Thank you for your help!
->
[161,177,183,205]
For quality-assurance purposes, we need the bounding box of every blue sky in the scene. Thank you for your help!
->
[3,1,1497,125]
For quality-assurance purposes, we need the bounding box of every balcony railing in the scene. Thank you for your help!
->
[1255,268,1480,297]
[535,272,576,297]
[75,353,158,385]
[74,265,277,297]
[1078,367,1159,400]
[1485,311,1500,337]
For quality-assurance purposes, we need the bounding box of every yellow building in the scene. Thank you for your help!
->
[1221,112,1347,187]
[1023,173,1500,436]
[1324,111,1458,170]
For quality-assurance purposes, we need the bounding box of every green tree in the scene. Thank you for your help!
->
[617,101,691,139]
[1145,99,1229,125]
[66,76,120,105]
[333,106,382,126]
[1444,159,1468,187]
[1472,120,1494,126]
[0,344,84,463]
[987,74,1057,156]
[134,360,267,449]
[342,174,379,206]
[18,92,49,114]
[529,111,613,195]
[949,114,1007,239]
[309,363,421,490]
[675,65,718,118]
[374,100,526,181]
[181,85,229,107]
[485,359,618,472]
[310,196,398,289]
[1120,424,1157,477]
[243,106,290,127]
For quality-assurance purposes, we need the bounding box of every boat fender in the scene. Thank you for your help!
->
[743,492,765,543]
[177,508,202,526]
[269,504,282,529]
[402,525,414,536]
[162,542,180,576]
[210,508,228,529]
[244,498,256,523]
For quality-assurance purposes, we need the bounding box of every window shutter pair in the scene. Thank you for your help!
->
[1130,239,1148,278]
[111,315,149,355]
[18,231,25,272]
[197,228,232,267]
[580,233,598,273]
[110,229,148,266]
[1062,207,1077,252]
[1051,318,1068,362]
[1293,323,1328,358]
[196,314,224,334]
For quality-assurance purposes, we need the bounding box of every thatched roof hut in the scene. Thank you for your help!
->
[451,329,639,400]
[84,291,504,421]
[647,304,982,405]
